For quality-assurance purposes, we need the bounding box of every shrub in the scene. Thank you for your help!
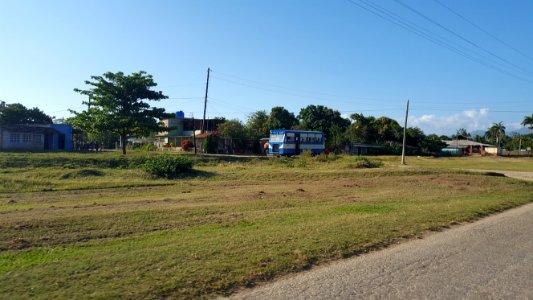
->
[181,139,194,151]
[128,144,157,151]
[203,135,217,154]
[143,155,193,178]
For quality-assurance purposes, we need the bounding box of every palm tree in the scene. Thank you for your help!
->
[522,114,533,130]
[485,122,506,147]
[454,128,470,139]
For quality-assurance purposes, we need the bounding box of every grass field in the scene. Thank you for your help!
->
[1,152,532,299]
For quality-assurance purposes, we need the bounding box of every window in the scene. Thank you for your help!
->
[285,133,294,142]
[23,134,32,143]
[10,133,20,143]
[269,134,284,143]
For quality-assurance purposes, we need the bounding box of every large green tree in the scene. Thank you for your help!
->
[419,134,446,155]
[71,71,169,155]
[267,106,298,130]
[0,103,53,125]
[218,119,247,153]
[347,113,377,144]
[374,116,402,143]
[218,119,247,139]
[298,105,350,148]
[246,110,269,139]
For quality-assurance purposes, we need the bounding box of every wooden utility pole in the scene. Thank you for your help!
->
[201,68,211,133]
[401,99,410,165]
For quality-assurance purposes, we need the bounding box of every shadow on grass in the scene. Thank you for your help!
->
[167,169,216,179]
[484,171,506,177]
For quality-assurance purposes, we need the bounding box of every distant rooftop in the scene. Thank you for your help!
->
[443,140,494,148]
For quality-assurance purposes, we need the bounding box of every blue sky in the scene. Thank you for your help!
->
[1,0,532,135]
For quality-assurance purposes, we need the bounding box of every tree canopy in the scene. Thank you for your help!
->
[485,122,506,147]
[71,71,169,155]
[218,119,247,140]
[298,105,350,148]
[522,114,533,130]
[267,106,298,130]
[246,110,269,139]
[0,103,53,125]
[453,128,470,139]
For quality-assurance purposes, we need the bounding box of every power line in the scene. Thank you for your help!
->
[355,0,533,82]
[212,70,382,102]
[345,0,533,84]
[212,69,533,110]
[393,0,533,77]
[167,97,204,100]
[211,74,389,106]
[432,0,533,62]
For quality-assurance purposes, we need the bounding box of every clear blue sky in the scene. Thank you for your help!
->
[1,0,532,135]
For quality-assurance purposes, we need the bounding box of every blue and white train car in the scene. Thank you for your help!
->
[268,129,325,156]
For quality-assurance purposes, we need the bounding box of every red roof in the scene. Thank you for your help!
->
[195,131,219,138]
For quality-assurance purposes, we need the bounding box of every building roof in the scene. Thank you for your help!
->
[443,139,493,148]
[195,131,219,138]
[351,143,383,148]
[0,124,60,134]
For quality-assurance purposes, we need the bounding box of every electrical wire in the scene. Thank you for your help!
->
[393,0,533,77]
[432,0,533,62]
[345,0,533,84]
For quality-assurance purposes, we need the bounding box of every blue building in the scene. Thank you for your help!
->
[0,124,73,151]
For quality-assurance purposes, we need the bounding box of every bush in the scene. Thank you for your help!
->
[128,143,157,151]
[203,135,217,154]
[143,155,193,178]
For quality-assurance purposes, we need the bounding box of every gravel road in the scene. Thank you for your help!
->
[230,202,533,299]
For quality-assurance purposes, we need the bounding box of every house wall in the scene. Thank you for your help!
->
[485,147,501,156]
[1,129,45,151]
[49,124,73,151]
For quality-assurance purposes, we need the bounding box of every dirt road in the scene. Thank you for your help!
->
[231,201,533,299]
[463,169,533,181]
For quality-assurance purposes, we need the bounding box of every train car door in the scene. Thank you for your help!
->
[295,133,300,154]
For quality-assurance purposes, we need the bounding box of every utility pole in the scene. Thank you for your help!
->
[201,68,211,133]
[519,135,522,154]
[401,99,410,165]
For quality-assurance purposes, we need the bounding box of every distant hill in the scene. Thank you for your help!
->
[508,128,531,136]
[470,128,531,137]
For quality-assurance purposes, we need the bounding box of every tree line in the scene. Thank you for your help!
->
[2,70,532,155]
[452,118,533,151]
[217,106,447,155]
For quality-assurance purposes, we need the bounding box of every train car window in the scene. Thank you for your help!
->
[285,132,294,142]
[270,134,284,142]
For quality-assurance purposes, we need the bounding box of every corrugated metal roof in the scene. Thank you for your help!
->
[443,140,493,147]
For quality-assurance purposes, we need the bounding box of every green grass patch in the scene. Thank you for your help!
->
[0,152,532,298]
